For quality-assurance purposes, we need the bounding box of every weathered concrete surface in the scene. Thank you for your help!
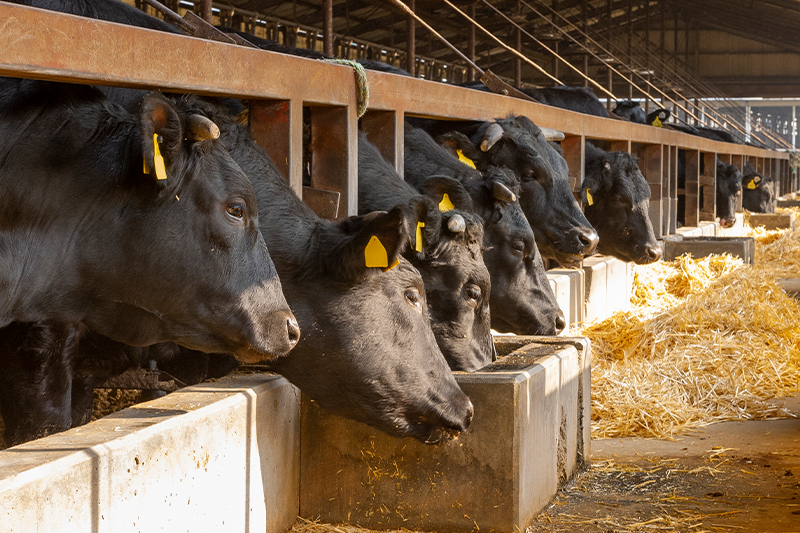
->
[547,268,585,327]
[299,339,591,533]
[747,212,796,230]
[531,395,800,532]
[0,374,300,533]
[663,236,755,264]
[582,256,632,324]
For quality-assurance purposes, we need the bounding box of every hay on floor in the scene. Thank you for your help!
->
[582,230,800,440]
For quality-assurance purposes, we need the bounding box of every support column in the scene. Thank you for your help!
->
[468,4,476,82]
[201,0,212,23]
[323,0,333,57]
[407,0,415,76]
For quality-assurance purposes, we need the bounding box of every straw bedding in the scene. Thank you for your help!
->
[581,226,800,440]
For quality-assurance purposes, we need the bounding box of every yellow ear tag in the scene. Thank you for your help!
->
[585,189,594,206]
[143,157,149,174]
[457,149,476,169]
[415,221,425,252]
[365,235,389,268]
[439,193,455,213]
[652,116,662,128]
[383,256,400,272]
[152,133,168,181]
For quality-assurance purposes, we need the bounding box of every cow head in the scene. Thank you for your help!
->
[646,108,670,127]
[458,115,599,267]
[0,83,297,363]
[612,100,646,124]
[582,144,661,264]
[203,103,474,443]
[267,207,474,443]
[716,160,742,228]
[457,167,565,335]
[416,178,494,372]
[742,162,776,214]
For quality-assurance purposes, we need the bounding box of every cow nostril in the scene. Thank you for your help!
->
[578,228,600,254]
[286,317,301,347]
[647,246,662,261]
[555,313,567,332]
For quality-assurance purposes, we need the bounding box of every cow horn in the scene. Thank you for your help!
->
[447,214,466,233]
[540,127,565,141]
[481,123,504,151]
[493,182,517,203]
[186,114,220,141]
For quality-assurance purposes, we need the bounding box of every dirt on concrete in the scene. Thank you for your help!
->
[531,396,800,533]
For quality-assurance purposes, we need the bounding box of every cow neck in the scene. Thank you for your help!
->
[220,125,327,279]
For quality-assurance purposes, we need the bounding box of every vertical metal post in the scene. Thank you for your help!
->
[468,4,476,82]
[607,0,613,112]
[553,41,559,80]
[583,0,589,87]
[745,102,751,144]
[793,105,797,149]
[407,0,415,76]
[201,0,212,23]
[515,24,522,87]
[323,0,333,57]
[627,0,633,99]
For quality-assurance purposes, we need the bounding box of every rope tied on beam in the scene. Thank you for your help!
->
[322,58,370,118]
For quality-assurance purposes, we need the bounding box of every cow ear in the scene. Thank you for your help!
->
[745,175,762,189]
[435,132,483,168]
[329,207,410,281]
[140,93,183,183]
[581,177,602,207]
[422,176,475,212]
[405,196,442,254]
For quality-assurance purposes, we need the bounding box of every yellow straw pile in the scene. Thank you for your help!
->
[583,230,800,439]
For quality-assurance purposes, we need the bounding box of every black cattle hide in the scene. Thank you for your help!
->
[582,143,661,264]
[742,161,777,213]
[358,133,494,371]
[716,160,743,228]
[403,123,565,335]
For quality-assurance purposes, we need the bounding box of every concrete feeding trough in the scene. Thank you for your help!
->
[0,375,301,533]
[298,336,591,533]
[663,236,755,264]
[746,212,795,231]
[582,255,633,323]
[777,199,800,208]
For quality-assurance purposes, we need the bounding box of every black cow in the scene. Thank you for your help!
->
[0,79,297,361]
[611,100,671,127]
[404,123,565,335]
[612,100,646,123]
[522,86,610,118]
[421,115,599,267]
[742,161,777,213]
[646,108,671,127]
[358,134,493,371]
[716,161,743,228]
[582,143,661,264]
[669,124,740,144]
[459,82,610,119]
[209,100,473,443]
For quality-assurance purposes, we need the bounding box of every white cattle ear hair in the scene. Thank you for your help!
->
[447,214,466,233]
[603,161,611,171]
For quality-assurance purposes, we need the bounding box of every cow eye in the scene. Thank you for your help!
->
[464,284,482,302]
[404,288,423,313]
[225,200,246,221]
[510,240,525,257]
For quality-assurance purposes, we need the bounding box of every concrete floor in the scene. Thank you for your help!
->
[531,395,800,532]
